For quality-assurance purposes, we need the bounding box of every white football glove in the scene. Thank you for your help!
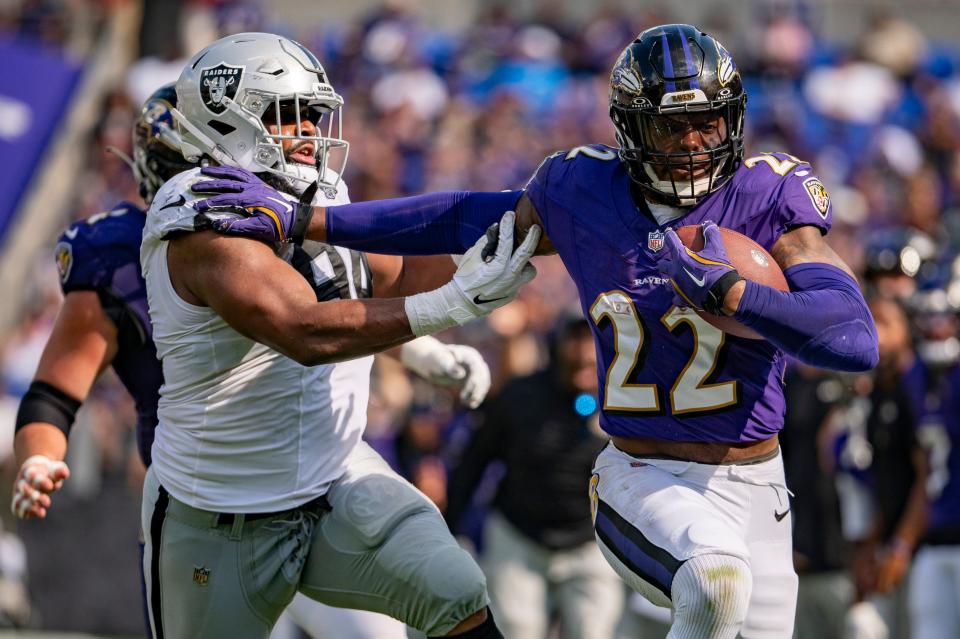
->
[405,210,540,336]
[400,337,492,408]
[11,454,70,520]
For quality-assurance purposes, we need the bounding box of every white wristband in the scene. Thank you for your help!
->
[404,282,479,337]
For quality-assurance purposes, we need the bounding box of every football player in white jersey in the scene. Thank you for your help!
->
[140,33,536,639]
[11,83,495,639]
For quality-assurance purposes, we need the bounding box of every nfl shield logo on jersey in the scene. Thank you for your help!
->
[648,230,665,252]
[199,64,243,114]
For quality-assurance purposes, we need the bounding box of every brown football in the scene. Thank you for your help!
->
[675,225,788,340]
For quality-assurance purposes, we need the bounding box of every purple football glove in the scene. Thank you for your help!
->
[192,166,315,243]
[655,222,743,315]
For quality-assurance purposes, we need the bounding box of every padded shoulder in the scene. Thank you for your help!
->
[55,202,145,292]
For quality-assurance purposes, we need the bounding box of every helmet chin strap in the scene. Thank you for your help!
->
[643,163,723,207]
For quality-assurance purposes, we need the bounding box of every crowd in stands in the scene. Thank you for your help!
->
[1,0,959,636]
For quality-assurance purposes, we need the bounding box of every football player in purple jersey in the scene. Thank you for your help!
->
[11,84,191,518]
[195,24,879,638]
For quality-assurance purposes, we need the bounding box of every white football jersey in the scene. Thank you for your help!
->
[141,168,373,513]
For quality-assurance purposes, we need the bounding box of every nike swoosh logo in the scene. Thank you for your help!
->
[774,509,790,522]
[683,267,706,287]
[160,195,187,211]
[473,294,509,305]
[64,227,79,239]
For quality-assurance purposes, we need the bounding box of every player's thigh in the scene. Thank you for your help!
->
[481,513,550,639]
[591,444,751,608]
[277,593,408,639]
[553,540,626,639]
[909,546,960,639]
[142,469,281,639]
[300,442,488,637]
[738,456,798,639]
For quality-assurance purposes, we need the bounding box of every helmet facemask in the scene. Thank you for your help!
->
[612,94,745,207]
[242,90,348,193]
[608,25,747,207]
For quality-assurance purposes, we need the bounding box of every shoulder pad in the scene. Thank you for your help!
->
[741,152,811,179]
[143,167,210,243]
[738,152,832,235]
[56,203,146,292]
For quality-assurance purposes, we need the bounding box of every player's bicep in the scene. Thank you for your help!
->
[33,291,119,401]
[771,225,856,279]
[515,193,555,255]
[168,232,318,357]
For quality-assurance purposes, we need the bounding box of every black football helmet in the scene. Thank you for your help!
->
[609,24,747,207]
[132,84,196,203]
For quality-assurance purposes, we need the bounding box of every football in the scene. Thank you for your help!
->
[675,225,788,340]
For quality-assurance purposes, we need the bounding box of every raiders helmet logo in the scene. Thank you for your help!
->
[199,64,244,115]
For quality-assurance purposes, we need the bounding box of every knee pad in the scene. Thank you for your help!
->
[670,554,751,639]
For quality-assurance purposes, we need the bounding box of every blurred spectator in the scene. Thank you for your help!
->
[905,280,960,639]
[779,363,853,639]
[445,316,623,639]
[835,298,926,639]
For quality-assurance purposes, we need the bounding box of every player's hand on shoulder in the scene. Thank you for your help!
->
[190,165,309,244]
[453,210,541,314]
[400,337,491,408]
[11,455,70,520]
[655,221,743,315]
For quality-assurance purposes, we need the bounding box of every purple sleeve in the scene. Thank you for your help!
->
[325,190,523,255]
[733,263,878,372]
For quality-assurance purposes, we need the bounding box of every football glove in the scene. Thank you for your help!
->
[655,222,743,315]
[191,165,316,244]
[400,337,491,408]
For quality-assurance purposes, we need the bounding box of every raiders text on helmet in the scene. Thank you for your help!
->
[609,24,747,206]
[173,32,348,192]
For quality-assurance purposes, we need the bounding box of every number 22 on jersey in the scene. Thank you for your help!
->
[590,291,738,415]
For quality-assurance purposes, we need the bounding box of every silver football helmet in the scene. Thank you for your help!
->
[173,32,348,191]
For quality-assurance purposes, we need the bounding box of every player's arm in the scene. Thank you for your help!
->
[12,291,119,519]
[168,213,539,365]
[192,166,556,255]
[726,225,878,371]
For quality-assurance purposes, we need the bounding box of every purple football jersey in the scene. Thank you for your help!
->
[524,145,832,443]
[56,203,162,465]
